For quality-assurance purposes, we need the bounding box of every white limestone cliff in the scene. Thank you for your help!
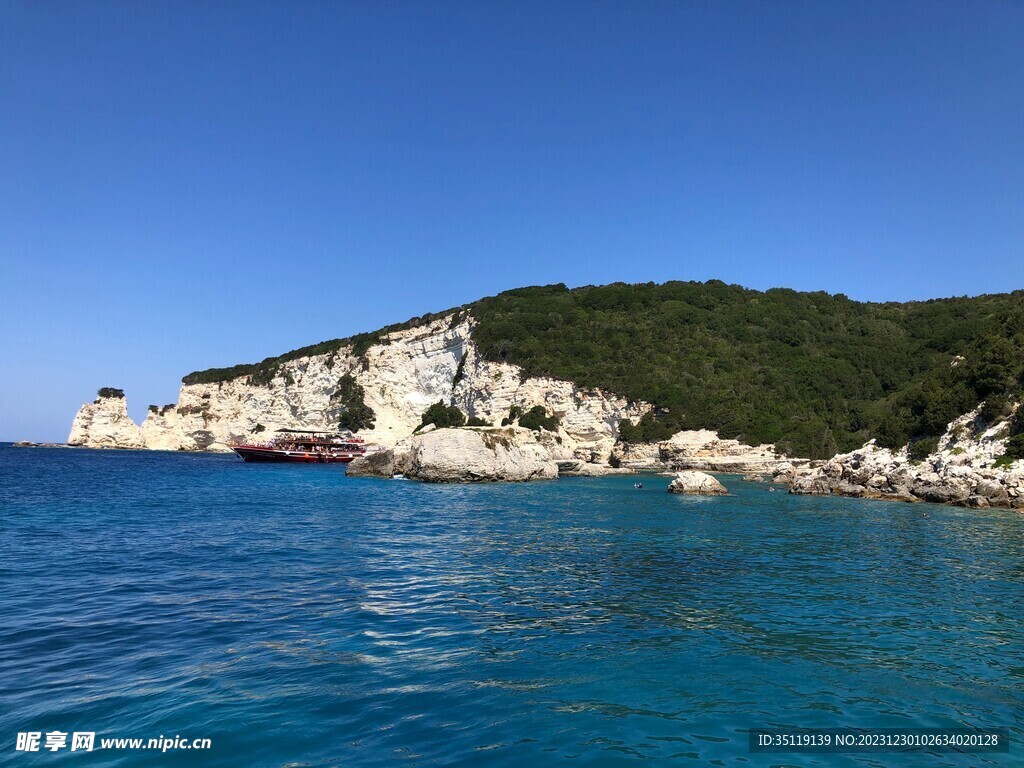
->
[68,315,650,457]
[68,393,144,449]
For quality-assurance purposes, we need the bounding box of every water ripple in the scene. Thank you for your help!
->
[1,447,1023,767]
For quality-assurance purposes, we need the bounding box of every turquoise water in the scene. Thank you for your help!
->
[1,444,1022,767]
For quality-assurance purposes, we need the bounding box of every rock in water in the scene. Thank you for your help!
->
[406,428,558,483]
[347,427,558,483]
[67,391,144,449]
[345,449,396,477]
[667,470,728,495]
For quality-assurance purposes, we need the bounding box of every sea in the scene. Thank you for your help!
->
[1,443,1022,767]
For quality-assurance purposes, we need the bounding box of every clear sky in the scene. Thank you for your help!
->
[2,1,1022,441]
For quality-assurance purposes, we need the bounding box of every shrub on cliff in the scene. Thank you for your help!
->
[995,435,1024,468]
[501,404,523,426]
[452,352,469,388]
[97,387,125,399]
[909,436,940,462]
[333,374,376,432]
[994,406,1024,468]
[518,405,559,432]
[618,414,673,444]
[417,401,466,431]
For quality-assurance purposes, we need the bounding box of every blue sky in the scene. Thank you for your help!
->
[2,1,1022,441]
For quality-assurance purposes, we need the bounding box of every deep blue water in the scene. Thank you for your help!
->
[1,444,1023,767]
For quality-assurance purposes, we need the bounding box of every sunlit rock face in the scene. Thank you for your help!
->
[68,393,144,449]
[67,315,650,456]
[667,470,729,495]
[786,405,1024,508]
[394,427,559,483]
[612,429,793,474]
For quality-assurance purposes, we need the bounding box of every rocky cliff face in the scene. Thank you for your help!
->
[611,429,793,474]
[68,393,144,449]
[68,315,650,456]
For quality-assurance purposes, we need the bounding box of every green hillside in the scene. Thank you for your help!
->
[184,281,1024,459]
[470,282,1024,458]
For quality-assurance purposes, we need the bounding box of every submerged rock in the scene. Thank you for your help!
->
[667,470,728,495]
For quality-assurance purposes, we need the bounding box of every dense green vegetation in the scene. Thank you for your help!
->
[908,437,941,462]
[97,387,125,399]
[332,374,375,432]
[470,282,1024,458]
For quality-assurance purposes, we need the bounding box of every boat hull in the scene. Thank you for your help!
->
[230,446,358,464]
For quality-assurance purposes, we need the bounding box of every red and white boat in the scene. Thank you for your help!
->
[229,429,368,464]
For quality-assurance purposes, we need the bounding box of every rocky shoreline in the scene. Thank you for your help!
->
[779,407,1024,509]
[60,311,1023,507]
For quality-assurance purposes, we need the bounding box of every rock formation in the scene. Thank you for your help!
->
[347,427,558,483]
[667,470,729,495]
[555,459,634,477]
[68,315,648,458]
[65,312,1024,509]
[785,406,1024,508]
[612,429,793,474]
[68,391,144,449]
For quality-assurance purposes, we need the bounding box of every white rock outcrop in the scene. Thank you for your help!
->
[612,429,793,473]
[68,393,144,449]
[667,470,729,495]
[785,405,1024,508]
[348,427,558,483]
[555,459,635,477]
